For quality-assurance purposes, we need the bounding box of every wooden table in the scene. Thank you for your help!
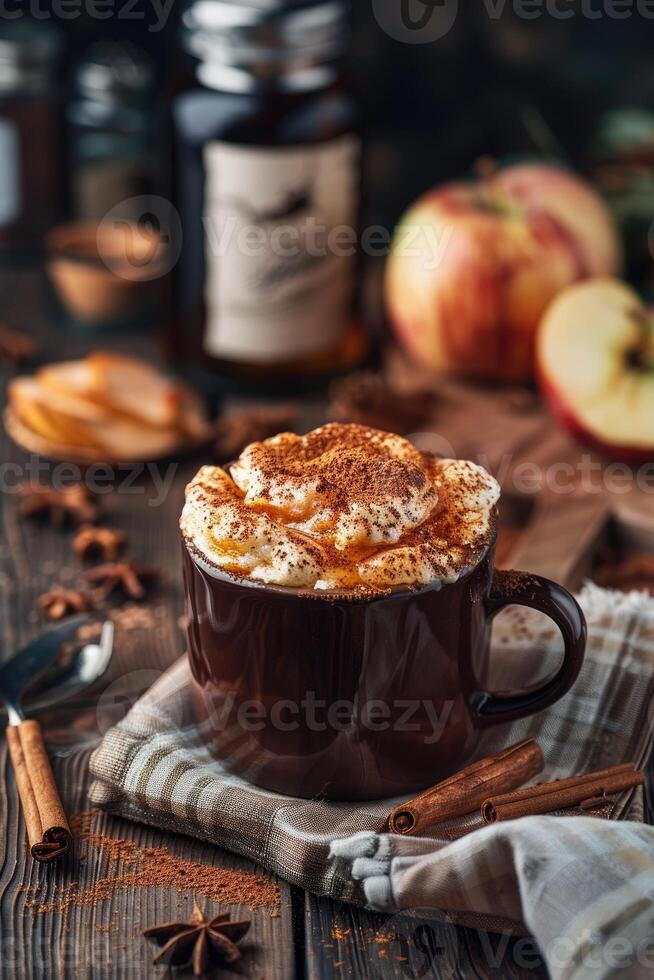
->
[1,263,650,979]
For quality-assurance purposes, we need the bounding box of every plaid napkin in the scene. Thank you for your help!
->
[89,584,654,977]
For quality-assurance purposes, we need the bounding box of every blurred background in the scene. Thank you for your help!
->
[15,1,654,226]
[3,0,653,271]
[1,0,654,414]
[3,3,652,230]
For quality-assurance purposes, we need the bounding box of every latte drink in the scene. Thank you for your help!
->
[180,423,584,800]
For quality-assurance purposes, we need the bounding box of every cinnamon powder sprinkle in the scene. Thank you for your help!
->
[182,423,500,593]
[241,423,429,515]
[26,811,280,916]
[493,568,540,596]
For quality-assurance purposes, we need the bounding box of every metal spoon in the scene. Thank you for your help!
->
[0,617,114,862]
[21,620,114,717]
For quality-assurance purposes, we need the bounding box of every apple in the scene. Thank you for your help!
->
[537,277,654,462]
[385,162,622,382]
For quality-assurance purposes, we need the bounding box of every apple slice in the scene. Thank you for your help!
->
[178,387,211,442]
[83,416,181,460]
[9,376,182,460]
[38,359,97,399]
[9,376,108,449]
[537,277,654,462]
[40,353,182,430]
[10,384,84,447]
[86,352,183,429]
[39,354,209,439]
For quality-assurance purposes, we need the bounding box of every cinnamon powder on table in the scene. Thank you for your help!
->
[26,810,280,916]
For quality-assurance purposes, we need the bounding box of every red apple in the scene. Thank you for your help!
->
[537,278,654,463]
[385,162,622,382]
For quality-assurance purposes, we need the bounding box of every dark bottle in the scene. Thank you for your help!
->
[168,0,364,392]
[0,20,64,254]
[68,42,159,222]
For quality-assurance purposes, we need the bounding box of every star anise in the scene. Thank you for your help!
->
[38,587,91,621]
[85,561,159,600]
[213,404,298,462]
[143,904,250,976]
[19,483,99,527]
[73,525,126,562]
[328,371,438,435]
[0,325,40,365]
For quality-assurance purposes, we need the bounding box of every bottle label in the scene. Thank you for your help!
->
[202,134,359,363]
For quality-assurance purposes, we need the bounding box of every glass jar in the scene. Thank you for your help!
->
[168,0,364,392]
[68,42,159,222]
[0,20,64,254]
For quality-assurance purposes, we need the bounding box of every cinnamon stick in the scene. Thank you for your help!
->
[482,762,643,824]
[387,739,544,835]
[6,720,72,862]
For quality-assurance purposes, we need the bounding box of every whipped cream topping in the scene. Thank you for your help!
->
[180,423,500,592]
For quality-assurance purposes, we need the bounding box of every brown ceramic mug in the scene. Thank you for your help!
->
[182,517,586,801]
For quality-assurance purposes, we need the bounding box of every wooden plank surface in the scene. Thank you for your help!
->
[303,893,547,979]
[0,263,650,979]
[0,266,297,980]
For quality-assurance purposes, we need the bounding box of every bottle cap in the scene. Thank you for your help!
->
[181,0,349,87]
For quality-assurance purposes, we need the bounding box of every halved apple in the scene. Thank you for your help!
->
[537,278,654,462]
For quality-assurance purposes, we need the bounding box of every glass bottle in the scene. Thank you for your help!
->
[168,0,364,392]
[0,20,64,254]
[68,41,159,222]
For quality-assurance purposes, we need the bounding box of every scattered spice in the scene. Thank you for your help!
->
[0,325,40,365]
[74,525,126,562]
[328,371,438,434]
[492,568,540,597]
[109,603,156,631]
[19,483,99,526]
[38,587,91,621]
[143,903,251,975]
[27,811,280,915]
[327,920,412,960]
[85,561,159,601]
[212,404,298,462]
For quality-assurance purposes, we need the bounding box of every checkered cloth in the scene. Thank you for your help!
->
[89,584,654,980]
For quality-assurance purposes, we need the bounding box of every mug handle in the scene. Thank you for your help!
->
[472,571,587,728]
